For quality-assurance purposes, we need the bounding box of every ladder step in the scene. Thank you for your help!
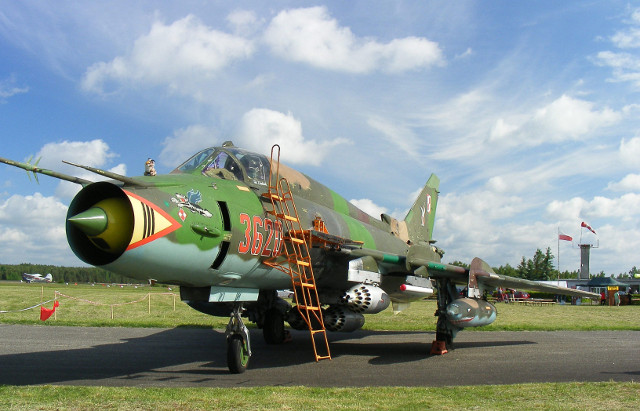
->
[298,305,321,311]
[293,281,315,288]
[285,236,305,244]
[262,192,283,201]
[276,213,298,222]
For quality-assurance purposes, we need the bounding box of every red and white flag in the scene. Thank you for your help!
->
[558,232,573,242]
[581,221,596,235]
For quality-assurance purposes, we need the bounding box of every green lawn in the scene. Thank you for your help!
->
[1,282,638,331]
[1,282,638,410]
[1,382,638,410]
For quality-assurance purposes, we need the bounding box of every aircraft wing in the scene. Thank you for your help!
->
[342,246,600,299]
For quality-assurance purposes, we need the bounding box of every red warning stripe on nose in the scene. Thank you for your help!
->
[124,190,181,251]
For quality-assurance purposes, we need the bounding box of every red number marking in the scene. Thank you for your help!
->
[251,215,264,255]
[262,218,274,257]
[238,213,251,254]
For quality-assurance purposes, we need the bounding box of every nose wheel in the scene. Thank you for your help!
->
[225,304,251,373]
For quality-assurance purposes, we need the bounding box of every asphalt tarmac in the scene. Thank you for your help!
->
[0,324,638,387]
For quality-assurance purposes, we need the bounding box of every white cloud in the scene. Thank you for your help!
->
[159,125,217,168]
[547,193,640,222]
[489,118,518,140]
[263,6,444,73]
[82,15,254,94]
[611,28,640,49]
[349,198,388,219]
[611,8,640,48]
[619,137,640,165]
[531,95,619,139]
[546,197,588,222]
[491,95,620,146]
[0,193,74,264]
[32,140,125,199]
[607,173,640,192]
[236,108,349,166]
[594,8,640,87]
[0,75,29,102]
[454,48,473,59]
[36,139,116,168]
[226,10,261,36]
[367,116,420,159]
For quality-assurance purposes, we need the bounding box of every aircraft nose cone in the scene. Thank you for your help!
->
[68,207,108,236]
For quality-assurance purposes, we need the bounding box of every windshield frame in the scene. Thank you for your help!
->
[171,146,271,187]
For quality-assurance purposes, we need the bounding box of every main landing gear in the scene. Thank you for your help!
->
[263,307,287,344]
[432,278,460,355]
[225,304,251,374]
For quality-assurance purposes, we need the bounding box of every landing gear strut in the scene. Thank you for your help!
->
[225,303,251,373]
[263,307,286,344]
[432,278,460,354]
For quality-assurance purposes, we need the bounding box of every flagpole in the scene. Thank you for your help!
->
[557,227,560,279]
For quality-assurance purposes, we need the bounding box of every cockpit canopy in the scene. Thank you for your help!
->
[172,142,271,187]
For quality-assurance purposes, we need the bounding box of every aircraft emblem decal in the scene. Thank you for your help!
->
[125,190,181,251]
[420,194,432,227]
[170,189,213,218]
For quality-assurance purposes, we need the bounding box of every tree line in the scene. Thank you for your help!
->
[450,247,637,281]
[3,249,638,284]
[0,263,137,284]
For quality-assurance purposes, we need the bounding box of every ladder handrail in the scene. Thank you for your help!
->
[268,144,281,198]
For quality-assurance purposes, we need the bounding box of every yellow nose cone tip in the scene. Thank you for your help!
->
[68,207,108,236]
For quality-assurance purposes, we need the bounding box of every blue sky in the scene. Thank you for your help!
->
[1,1,639,275]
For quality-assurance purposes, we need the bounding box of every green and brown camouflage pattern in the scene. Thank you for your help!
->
[0,142,600,310]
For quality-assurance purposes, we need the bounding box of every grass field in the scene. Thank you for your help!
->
[0,282,638,331]
[1,382,639,410]
[1,282,638,410]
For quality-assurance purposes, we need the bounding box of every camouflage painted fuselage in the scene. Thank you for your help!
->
[67,144,438,297]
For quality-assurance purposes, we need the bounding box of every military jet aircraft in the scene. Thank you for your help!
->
[1,142,599,373]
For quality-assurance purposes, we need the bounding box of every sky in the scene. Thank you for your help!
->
[1,1,639,275]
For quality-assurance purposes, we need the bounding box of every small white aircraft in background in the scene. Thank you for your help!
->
[22,273,53,283]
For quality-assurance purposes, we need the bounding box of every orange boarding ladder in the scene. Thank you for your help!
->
[262,145,331,362]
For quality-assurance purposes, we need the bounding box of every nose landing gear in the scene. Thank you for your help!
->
[225,304,251,374]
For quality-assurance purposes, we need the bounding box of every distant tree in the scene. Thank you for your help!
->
[0,263,137,283]
[558,270,578,279]
[448,261,469,269]
[515,248,555,281]
[494,263,518,278]
[516,256,528,279]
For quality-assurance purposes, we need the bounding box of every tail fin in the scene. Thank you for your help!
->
[404,174,439,244]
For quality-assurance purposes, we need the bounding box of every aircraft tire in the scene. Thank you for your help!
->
[227,335,249,374]
[263,308,285,344]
